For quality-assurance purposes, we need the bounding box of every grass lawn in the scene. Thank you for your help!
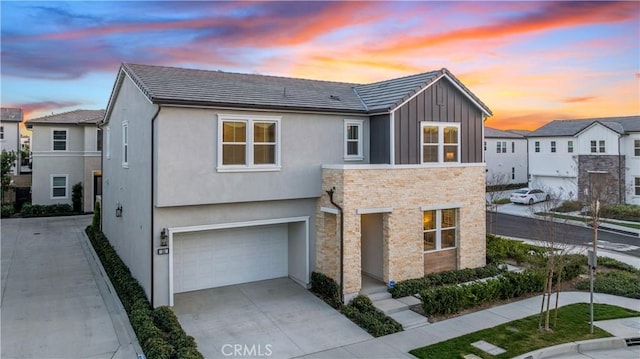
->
[409,303,639,359]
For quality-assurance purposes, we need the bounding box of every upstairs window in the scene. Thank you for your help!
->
[423,208,457,252]
[0,126,4,140]
[635,140,640,156]
[599,140,606,153]
[512,167,515,180]
[590,140,597,153]
[534,141,540,153]
[106,127,111,159]
[52,129,67,151]
[421,122,460,164]
[496,141,506,153]
[484,141,486,151]
[122,122,128,168]
[218,114,281,171]
[550,141,556,153]
[635,177,640,196]
[97,129,103,151]
[344,119,363,160]
[511,141,515,153]
[568,140,574,153]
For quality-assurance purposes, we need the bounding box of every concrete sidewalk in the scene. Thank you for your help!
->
[301,292,640,358]
[1,216,142,359]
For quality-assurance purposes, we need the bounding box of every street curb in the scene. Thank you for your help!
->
[511,337,628,359]
[76,220,144,358]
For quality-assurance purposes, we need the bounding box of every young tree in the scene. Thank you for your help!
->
[72,182,83,213]
[1,150,17,203]
[485,172,509,234]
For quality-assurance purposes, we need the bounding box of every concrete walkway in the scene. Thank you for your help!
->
[300,292,640,358]
[1,216,142,359]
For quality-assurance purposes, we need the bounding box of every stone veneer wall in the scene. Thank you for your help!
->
[577,155,625,205]
[316,165,486,298]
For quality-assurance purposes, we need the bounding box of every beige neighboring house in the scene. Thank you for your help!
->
[27,109,104,212]
[1,108,23,175]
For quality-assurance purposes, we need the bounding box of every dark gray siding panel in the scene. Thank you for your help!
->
[394,78,484,164]
[370,114,390,164]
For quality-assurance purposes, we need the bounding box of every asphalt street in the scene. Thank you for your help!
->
[487,212,640,258]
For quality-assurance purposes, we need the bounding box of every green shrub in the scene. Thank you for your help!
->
[92,201,101,228]
[72,182,83,213]
[576,270,640,299]
[341,295,403,337]
[595,204,640,222]
[85,225,204,359]
[486,234,545,265]
[552,200,583,213]
[310,271,342,309]
[598,256,640,274]
[390,264,504,298]
[21,203,73,217]
[1,204,14,218]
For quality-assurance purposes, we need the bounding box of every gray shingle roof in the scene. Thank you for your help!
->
[485,127,525,139]
[27,109,105,125]
[120,63,492,116]
[1,108,23,122]
[527,116,640,137]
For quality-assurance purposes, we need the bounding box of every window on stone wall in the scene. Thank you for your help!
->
[423,208,457,251]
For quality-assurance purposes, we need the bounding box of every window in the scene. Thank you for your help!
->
[599,140,605,153]
[636,178,640,196]
[423,208,457,251]
[105,127,111,159]
[0,126,4,140]
[217,114,281,171]
[52,129,67,151]
[534,141,540,153]
[344,119,363,160]
[97,129,102,151]
[484,141,486,151]
[51,175,67,199]
[511,141,515,153]
[512,167,515,180]
[568,140,574,153]
[421,122,460,163]
[590,140,597,153]
[635,140,640,157]
[496,141,506,153]
[122,122,128,168]
[550,141,556,153]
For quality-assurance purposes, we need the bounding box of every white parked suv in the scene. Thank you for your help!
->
[509,188,550,205]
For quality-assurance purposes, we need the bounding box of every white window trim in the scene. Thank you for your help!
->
[51,128,68,151]
[420,122,461,164]
[96,128,103,152]
[550,141,556,153]
[105,127,111,159]
[568,140,574,153]
[634,140,640,157]
[216,114,281,172]
[51,174,68,199]
[423,207,458,252]
[122,121,128,168]
[534,141,540,153]
[343,119,364,161]
[634,177,640,196]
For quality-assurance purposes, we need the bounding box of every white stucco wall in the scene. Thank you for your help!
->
[622,133,640,205]
[0,121,20,174]
[484,137,528,184]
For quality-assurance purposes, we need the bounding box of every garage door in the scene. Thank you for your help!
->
[532,176,577,199]
[173,224,288,293]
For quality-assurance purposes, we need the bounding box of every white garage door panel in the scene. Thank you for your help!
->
[532,176,577,199]
[174,224,288,293]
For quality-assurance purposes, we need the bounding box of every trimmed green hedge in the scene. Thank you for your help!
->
[21,203,74,217]
[310,271,341,309]
[86,225,204,359]
[552,200,583,213]
[389,264,505,298]
[576,270,640,299]
[597,204,640,222]
[341,295,403,337]
[1,204,14,218]
[486,234,546,265]
[598,256,640,274]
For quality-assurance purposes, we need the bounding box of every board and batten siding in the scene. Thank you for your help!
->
[370,114,391,164]
[393,78,484,165]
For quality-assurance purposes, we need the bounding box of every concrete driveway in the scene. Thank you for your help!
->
[173,278,372,358]
[1,216,140,358]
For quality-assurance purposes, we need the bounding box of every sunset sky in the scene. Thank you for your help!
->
[1,1,638,133]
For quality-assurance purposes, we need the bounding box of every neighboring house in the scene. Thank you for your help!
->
[484,127,528,185]
[1,107,23,175]
[101,63,492,307]
[27,109,104,212]
[527,116,640,205]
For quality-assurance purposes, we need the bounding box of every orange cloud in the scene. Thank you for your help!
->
[563,96,598,103]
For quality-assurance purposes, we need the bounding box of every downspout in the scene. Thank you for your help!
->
[150,105,161,306]
[325,187,344,304]
[618,135,623,204]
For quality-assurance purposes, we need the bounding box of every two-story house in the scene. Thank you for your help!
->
[27,109,104,212]
[1,107,23,175]
[484,127,528,185]
[527,116,640,205]
[101,63,492,307]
